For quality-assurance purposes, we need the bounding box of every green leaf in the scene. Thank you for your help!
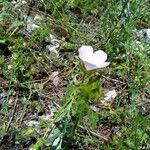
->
[87,108,98,129]
[52,137,62,150]
[45,123,66,149]
[22,127,35,138]
[0,56,4,64]
[31,138,44,150]
[63,85,77,101]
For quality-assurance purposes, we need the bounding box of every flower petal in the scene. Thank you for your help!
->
[93,50,107,63]
[78,45,93,61]
[97,62,110,68]
[84,61,110,70]
[84,61,98,70]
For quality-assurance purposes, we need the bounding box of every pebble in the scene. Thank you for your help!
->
[134,28,150,44]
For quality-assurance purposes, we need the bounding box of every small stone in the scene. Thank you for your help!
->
[50,71,59,86]
[104,89,117,102]
[45,34,55,43]
[90,105,99,112]
[46,45,59,57]
[26,18,39,33]
[8,98,14,105]
[25,120,40,133]
[45,33,60,57]
[52,76,59,86]
[26,120,39,127]
[34,15,42,21]
[7,65,12,70]
[48,102,61,113]
[21,0,27,4]
[134,28,150,44]
[39,114,54,121]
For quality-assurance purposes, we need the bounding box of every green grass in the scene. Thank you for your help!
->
[0,0,150,149]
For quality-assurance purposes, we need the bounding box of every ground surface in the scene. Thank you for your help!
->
[0,0,150,150]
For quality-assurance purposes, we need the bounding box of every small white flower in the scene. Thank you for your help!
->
[79,45,110,70]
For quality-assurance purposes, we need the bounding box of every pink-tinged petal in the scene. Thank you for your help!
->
[97,62,110,68]
[84,61,110,70]
[78,45,93,61]
[93,50,107,64]
[84,61,98,70]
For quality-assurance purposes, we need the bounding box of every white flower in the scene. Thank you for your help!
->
[78,45,110,70]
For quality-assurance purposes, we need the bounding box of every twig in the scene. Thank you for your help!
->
[78,125,109,141]
[102,75,126,85]
[6,92,19,132]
